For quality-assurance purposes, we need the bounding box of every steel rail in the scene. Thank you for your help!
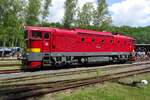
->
[0,69,20,74]
[0,64,21,67]
[0,62,150,85]
[0,59,18,61]
[1,66,150,100]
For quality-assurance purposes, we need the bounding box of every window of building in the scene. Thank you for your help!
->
[44,32,49,39]
[32,31,42,39]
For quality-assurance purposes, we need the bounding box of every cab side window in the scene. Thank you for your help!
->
[32,31,42,39]
[44,32,49,39]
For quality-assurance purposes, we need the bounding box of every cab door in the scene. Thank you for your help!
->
[43,32,51,52]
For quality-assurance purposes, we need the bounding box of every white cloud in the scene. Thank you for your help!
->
[109,0,150,27]
[48,0,97,23]
[48,0,66,22]
[48,0,150,27]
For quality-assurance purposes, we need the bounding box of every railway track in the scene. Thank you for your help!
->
[0,60,21,74]
[0,61,150,85]
[0,63,21,74]
[0,63,21,67]
[0,59,18,61]
[0,62,150,100]
[0,69,20,74]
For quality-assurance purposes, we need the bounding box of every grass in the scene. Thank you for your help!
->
[0,60,21,70]
[0,61,21,64]
[51,73,150,100]
[0,66,20,70]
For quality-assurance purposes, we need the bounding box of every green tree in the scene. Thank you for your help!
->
[93,0,111,29]
[0,0,24,47]
[63,0,78,28]
[25,0,41,25]
[76,2,95,28]
[41,0,52,25]
[106,25,150,43]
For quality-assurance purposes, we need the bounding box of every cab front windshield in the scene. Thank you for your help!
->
[32,31,42,39]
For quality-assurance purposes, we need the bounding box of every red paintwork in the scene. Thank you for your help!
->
[25,26,135,69]
[26,61,41,69]
[25,26,135,53]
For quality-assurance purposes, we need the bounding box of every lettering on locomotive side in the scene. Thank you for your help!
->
[96,46,101,48]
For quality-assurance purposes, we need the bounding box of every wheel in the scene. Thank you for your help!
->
[78,57,88,64]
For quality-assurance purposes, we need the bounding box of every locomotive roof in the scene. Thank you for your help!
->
[25,26,112,35]
[26,26,135,40]
[113,34,135,40]
[74,28,112,35]
[26,26,56,31]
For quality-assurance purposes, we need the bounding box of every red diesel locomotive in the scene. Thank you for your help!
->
[22,26,135,70]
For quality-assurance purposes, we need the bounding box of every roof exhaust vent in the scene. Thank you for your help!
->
[112,32,119,35]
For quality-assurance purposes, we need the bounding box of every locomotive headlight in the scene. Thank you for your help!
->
[132,49,135,52]
[27,48,41,53]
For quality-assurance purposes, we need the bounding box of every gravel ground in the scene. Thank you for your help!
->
[0,64,126,80]
[1,63,150,86]
[0,61,149,80]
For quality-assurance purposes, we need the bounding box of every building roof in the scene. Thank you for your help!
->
[135,44,150,46]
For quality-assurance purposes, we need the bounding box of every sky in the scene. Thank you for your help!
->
[48,0,150,27]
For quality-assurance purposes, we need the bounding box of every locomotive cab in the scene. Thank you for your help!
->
[22,27,52,70]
